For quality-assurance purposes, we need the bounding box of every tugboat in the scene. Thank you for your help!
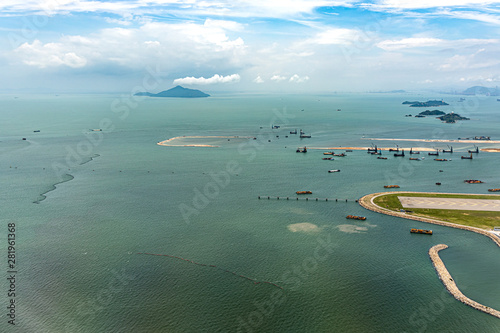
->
[410,228,433,235]
[409,147,420,155]
[296,191,312,194]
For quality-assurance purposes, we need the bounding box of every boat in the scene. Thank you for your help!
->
[436,182,441,185]
[434,158,448,161]
[394,149,405,157]
[367,145,378,153]
[409,157,422,161]
[346,215,366,220]
[296,191,312,194]
[272,125,280,129]
[296,147,307,153]
[410,228,432,235]
[428,150,439,156]
[323,152,334,155]
[337,109,341,111]
[488,188,500,192]
[290,129,297,134]
[328,169,340,173]
[370,150,382,155]
[345,150,353,152]
[468,146,479,153]
[377,156,387,159]
[389,145,399,152]
[409,148,420,154]
[464,179,483,184]
[442,146,453,153]
[33,130,40,132]
[299,129,311,138]
[384,185,400,188]
[461,153,473,159]
[333,153,346,157]
[322,157,333,160]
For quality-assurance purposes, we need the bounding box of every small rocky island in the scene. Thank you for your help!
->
[418,110,446,116]
[438,112,469,123]
[403,100,449,107]
[135,85,210,98]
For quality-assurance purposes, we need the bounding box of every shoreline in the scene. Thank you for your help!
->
[429,244,500,319]
[157,135,255,148]
[358,191,500,247]
[362,137,500,144]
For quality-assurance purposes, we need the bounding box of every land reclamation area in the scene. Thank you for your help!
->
[372,192,500,230]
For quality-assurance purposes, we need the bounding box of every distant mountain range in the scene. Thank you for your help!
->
[461,86,500,96]
[135,85,210,98]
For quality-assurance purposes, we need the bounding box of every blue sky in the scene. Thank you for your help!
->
[1,0,500,93]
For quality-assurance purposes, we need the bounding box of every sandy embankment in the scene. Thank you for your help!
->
[157,135,255,147]
[363,137,500,144]
[307,147,436,152]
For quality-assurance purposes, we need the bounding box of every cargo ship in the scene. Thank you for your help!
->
[410,228,432,235]
[296,191,312,194]
[346,215,366,220]
[488,188,500,192]
[384,185,400,188]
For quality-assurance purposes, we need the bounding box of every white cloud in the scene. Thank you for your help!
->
[253,75,264,83]
[11,20,246,70]
[14,40,87,68]
[289,74,309,83]
[370,0,500,10]
[270,74,287,81]
[377,37,499,51]
[173,74,240,85]
[308,28,364,45]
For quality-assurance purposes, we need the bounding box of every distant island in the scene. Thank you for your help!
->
[402,100,449,107]
[135,85,210,98]
[418,110,445,116]
[461,86,500,96]
[438,113,469,123]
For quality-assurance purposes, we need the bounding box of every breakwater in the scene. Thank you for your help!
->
[359,192,500,247]
[429,244,500,319]
[137,252,283,290]
[258,196,357,202]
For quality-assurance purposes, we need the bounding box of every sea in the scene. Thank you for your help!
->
[1,92,500,332]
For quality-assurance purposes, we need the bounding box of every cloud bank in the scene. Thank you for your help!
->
[173,74,241,85]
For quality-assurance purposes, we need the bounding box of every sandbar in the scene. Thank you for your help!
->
[362,137,500,144]
[157,135,255,147]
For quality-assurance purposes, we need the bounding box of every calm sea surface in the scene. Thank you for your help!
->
[1,93,499,332]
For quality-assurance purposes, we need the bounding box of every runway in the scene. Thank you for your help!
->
[398,196,500,211]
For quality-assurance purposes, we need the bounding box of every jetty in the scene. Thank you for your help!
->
[429,244,500,319]
[258,196,357,202]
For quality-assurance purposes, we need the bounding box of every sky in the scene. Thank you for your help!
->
[1,0,500,93]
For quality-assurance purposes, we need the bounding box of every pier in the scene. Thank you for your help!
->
[258,196,357,202]
[429,244,500,319]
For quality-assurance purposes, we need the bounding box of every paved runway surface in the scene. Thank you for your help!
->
[398,196,500,211]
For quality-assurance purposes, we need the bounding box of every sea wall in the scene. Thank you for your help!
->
[358,191,500,248]
[429,244,500,319]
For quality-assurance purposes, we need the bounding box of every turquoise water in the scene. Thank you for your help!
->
[1,93,500,332]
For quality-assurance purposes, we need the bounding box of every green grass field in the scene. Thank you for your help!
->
[373,192,500,230]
